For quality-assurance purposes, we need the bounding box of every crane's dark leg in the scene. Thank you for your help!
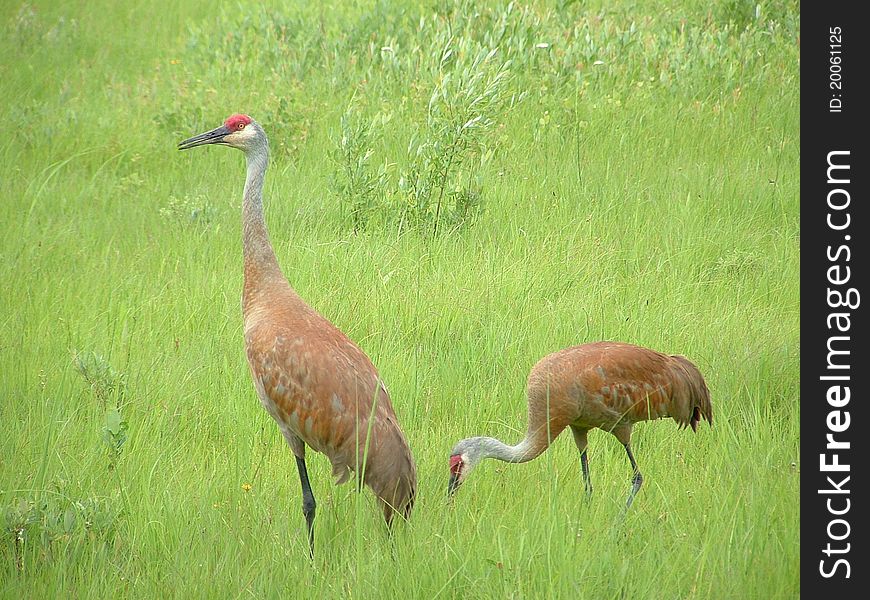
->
[623,443,643,510]
[295,456,316,559]
[385,509,398,561]
[570,426,593,497]
[580,450,593,497]
[280,429,316,559]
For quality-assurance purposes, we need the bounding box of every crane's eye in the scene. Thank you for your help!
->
[237,123,246,131]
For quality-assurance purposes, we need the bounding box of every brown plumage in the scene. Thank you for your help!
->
[179,115,416,557]
[448,342,712,508]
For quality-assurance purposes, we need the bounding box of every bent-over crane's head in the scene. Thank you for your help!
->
[447,437,489,497]
[178,113,266,154]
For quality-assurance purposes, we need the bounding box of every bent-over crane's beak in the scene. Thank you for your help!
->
[447,473,461,498]
[178,125,232,150]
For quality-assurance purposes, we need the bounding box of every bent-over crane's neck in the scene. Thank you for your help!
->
[242,145,284,312]
[480,436,538,464]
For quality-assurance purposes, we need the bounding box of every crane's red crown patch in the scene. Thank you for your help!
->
[224,113,252,131]
[449,455,462,475]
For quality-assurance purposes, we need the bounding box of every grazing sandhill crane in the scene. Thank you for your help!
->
[447,342,712,508]
[178,114,416,557]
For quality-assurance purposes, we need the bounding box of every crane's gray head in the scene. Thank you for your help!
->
[448,437,490,497]
[178,113,267,154]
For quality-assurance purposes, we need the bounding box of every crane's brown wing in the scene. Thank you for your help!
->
[244,300,416,512]
[529,342,711,431]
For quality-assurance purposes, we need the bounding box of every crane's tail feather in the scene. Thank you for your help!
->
[364,423,418,526]
[670,355,713,432]
[377,472,416,526]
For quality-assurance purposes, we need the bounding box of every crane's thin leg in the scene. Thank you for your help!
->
[623,443,643,510]
[295,456,316,559]
[580,450,592,497]
[387,515,398,561]
[570,426,592,497]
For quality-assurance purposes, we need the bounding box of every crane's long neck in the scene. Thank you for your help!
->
[242,146,283,312]
[478,436,540,464]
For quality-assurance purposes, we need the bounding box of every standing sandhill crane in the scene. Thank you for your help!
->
[447,342,712,508]
[178,114,416,557]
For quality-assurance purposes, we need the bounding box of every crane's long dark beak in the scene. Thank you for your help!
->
[178,125,231,150]
[448,473,461,498]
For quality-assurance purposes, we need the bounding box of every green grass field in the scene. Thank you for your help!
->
[1,0,799,597]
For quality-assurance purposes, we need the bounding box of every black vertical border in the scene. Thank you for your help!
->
[802,4,867,596]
